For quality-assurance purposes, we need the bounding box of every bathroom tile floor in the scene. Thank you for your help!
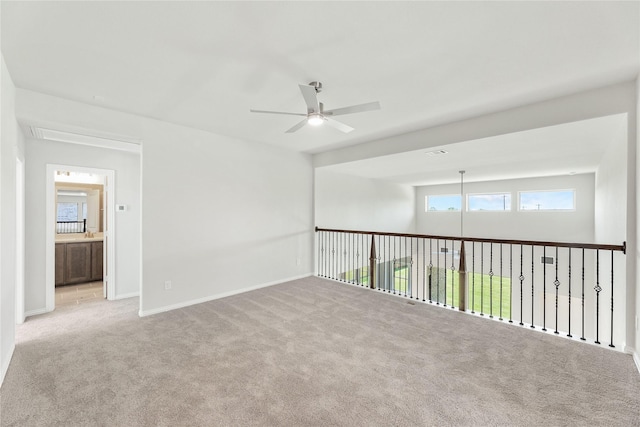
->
[55,281,104,307]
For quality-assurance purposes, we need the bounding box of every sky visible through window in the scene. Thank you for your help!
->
[520,190,574,210]
[468,193,511,211]
[427,195,461,211]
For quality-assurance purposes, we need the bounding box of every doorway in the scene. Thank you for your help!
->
[45,165,116,311]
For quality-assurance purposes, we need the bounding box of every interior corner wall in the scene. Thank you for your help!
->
[594,118,628,351]
[635,74,640,361]
[16,89,315,317]
[24,139,141,312]
[315,169,415,233]
[0,54,18,385]
[415,174,595,243]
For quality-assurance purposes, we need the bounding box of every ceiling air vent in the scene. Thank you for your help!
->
[425,150,448,156]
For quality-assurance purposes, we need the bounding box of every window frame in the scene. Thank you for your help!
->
[517,189,576,212]
[466,192,512,212]
[425,194,463,212]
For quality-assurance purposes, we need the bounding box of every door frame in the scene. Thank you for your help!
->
[45,164,116,310]
[16,155,25,324]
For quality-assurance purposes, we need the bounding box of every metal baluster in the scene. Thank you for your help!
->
[567,248,572,337]
[531,245,535,329]
[471,242,475,313]
[392,237,397,295]
[404,237,408,297]
[317,231,321,277]
[380,235,384,291]
[489,243,494,318]
[581,248,585,341]
[428,239,433,303]
[336,232,340,281]
[410,237,414,298]
[554,246,560,334]
[499,244,503,321]
[386,235,390,292]
[436,239,440,305]
[343,233,347,283]
[595,250,601,345]
[351,233,355,284]
[377,235,382,291]
[422,238,426,301]
[414,238,419,299]
[509,244,513,323]
[450,240,456,309]
[480,243,484,316]
[355,235,360,285]
[609,250,615,348]
[519,244,524,326]
[338,232,341,281]
[542,245,547,331]
[444,240,448,307]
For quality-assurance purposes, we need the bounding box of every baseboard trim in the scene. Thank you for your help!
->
[633,352,640,375]
[138,273,313,317]
[114,292,139,300]
[0,344,16,387]
[25,307,50,318]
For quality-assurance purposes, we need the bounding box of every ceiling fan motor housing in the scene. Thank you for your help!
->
[308,81,322,93]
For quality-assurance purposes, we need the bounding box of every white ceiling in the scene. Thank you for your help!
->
[322,114,627,186]
[2,1,638,158]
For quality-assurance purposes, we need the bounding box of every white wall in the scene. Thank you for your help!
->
[24,138,141,312]
[595,121,629,351]
[416,174,595,243]
[0,54,21,384]
[315,169,415,233]
[16,89,314,316]
[635,75,640,365]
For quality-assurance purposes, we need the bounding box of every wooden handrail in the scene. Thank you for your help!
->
[315,227,626,253]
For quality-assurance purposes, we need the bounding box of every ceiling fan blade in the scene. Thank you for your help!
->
[285,119,308,133]
[325,117,354,134]
[250,109,306,116]
[324,101,381,117]
[298,84,319,113]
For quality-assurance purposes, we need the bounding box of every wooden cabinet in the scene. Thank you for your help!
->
[55,244,65,286]
[55,241,103,286]
[91,241,103,281]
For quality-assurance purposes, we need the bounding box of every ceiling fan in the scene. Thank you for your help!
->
[250,81,380,133]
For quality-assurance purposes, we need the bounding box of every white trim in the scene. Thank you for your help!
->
[139,273,313,317]
[633,351,640,375]
[25,307,49,318]
[114,292,139,300]
[30,126,141,153]
[517,188,576,212]
[0,344,15,386]
[46,164,116,311]
[15,156,25,324]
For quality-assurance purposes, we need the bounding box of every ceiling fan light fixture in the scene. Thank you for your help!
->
[307,114,324,126]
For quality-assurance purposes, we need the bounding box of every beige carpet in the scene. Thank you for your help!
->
[1,276,639,426]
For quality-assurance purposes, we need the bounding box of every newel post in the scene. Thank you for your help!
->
[369,235,376,289]
[458,241,467,311]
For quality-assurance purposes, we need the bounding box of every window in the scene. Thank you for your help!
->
[426,195,461,212]
[57,203,78,221]
[467,193,511,211]
[519,190,575,211]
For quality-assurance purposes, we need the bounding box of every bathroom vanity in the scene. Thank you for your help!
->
[55,236,103,286]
